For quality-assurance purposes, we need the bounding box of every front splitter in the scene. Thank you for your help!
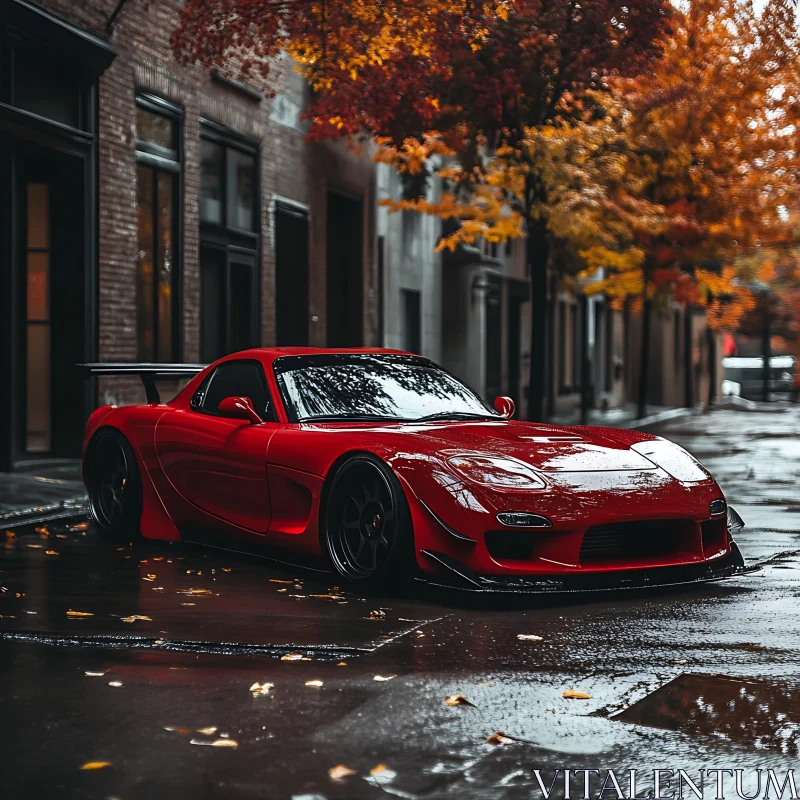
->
[417,542,759,595]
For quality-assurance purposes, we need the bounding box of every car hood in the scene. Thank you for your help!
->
[386,420,657,473]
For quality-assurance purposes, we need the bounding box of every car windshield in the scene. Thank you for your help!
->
[273,354,500,423]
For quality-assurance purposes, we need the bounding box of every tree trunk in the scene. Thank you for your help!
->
[526,222,549,421]
[545,271,558,418]
[683,307,693,408]
[762,311,771,402]
[637,293,652,421]
[580,292,591,425]
[707,327,717,408]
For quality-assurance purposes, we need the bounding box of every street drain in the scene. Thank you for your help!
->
[0,630,368,661]
[615,673,800,755]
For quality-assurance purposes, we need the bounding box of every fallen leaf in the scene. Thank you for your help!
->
[26,544,44,549]
[269,579,293,584]
[108,681,123,687]
[444,695,475,707]
[337,661,347,666]
[196,726,218,735]
[80,761,111,771]
[142,574,157,582]
[35,526,50,535]
[0,614,16,619]
[305,680,323,687]
[180,602,196,606]
[329,764,357,781]
[190,738,238,748]
[120,615,152,623]
[45,550,58,556]
[250,682,274,695]
[177,588,212,595]
[486,732,516,746]
[4,531,15,538]
[221,568,232,573]
[563,690,591,700]
[309,594,346,601]
[517,634,544,641]
[369,764,397,783]
[70,522,89,531]
[276,588,288,593]
[66,610,94,617]
[373,675,396,682]
[368,610,385,619]
[165,726,192,734]
[84,671,105,677]
[280,653,303,661]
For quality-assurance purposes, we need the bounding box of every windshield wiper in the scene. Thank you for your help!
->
[300,414,402,423]
[413,411,500,423]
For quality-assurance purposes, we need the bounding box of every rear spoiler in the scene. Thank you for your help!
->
[80,363,207,404]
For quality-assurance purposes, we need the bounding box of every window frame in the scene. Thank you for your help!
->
[190,359,276,422]
[198,119,261,359]
[134,92,183,363]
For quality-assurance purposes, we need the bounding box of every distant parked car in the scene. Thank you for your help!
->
[721,355,796,400]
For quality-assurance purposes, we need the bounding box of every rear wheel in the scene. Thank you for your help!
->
[323,454,414,591]
[85,429,143,540]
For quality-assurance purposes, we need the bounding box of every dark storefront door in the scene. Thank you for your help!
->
[275,202,309,346]
[326,192,364,347]
[14,147,85,461]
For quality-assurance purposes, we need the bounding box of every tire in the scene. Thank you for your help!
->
[323,454,415,592]
[85,428,143,541]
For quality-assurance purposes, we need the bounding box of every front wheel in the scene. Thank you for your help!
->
[323,455,414,592]
[85,429,143,540]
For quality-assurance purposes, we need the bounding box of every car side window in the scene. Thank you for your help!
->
[193,361,275,421]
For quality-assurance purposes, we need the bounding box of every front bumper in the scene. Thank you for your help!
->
[417,537,756,595]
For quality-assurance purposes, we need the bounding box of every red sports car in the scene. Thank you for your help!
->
[81,348,749,593]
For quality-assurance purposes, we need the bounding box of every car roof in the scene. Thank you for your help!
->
[229,347,417,364]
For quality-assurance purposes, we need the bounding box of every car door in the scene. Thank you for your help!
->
[155,359,279,533]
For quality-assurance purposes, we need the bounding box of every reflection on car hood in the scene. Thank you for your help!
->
[381,420,658,473]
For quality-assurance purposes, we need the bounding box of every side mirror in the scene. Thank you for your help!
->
[493,396,515,419]
[217,396,262,424]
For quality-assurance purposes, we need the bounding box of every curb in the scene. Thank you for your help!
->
[0,496,89,529]
[619,407,694,430]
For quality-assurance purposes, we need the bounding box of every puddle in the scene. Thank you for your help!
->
[616,673,800,755]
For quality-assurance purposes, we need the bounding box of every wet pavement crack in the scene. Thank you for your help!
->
[0,630,368,660]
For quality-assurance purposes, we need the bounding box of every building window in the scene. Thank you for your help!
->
[402,289,421,355]
[199,120,260,362]
[135,94,182,362]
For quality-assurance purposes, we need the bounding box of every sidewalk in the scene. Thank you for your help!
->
[0,462,87,529]
[548,403,694,430]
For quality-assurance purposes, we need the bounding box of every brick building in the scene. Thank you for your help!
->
[0,0,377,470]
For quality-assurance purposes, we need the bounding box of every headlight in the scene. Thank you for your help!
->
[630,439,710,483]
[447,455,547,489]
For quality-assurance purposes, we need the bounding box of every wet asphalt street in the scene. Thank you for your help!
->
[1,407,799,800]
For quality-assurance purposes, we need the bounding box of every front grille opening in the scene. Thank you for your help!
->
[485,530,536,562]
[580,520,695,565]
[701,518,728,556]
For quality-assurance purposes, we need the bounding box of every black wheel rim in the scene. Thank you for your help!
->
[327,462,396,580]
[88,436,129,529]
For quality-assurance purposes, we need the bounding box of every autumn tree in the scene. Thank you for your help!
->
[172,0,671,420]
[580,0,799,416]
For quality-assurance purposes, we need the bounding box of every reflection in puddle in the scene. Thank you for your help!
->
[617,673,800,755]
